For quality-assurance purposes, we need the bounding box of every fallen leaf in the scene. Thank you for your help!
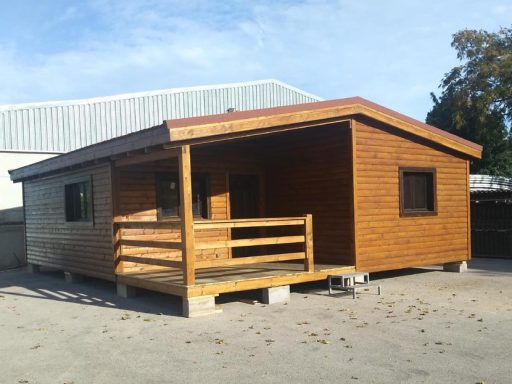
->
[317,339,329,344]
[30,344,41,350]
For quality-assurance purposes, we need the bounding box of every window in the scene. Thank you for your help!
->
[399,168,436,216]
[156,173,209,219]
[65,177,93,222]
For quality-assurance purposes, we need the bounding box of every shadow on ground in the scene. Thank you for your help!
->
[0,268,183,317]
[469,257,512,274]
[2,259,510,316]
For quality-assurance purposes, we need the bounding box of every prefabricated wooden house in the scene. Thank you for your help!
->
[10,97,482,316]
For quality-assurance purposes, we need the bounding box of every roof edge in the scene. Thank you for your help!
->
[165,97,482,157]
[0,79,322,112]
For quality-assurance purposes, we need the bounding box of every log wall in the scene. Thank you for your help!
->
[115,148,265,272]
[354,117,470,272]
[264,122,354,265]
[24,163,115,280]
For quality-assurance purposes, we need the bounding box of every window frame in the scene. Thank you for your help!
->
[399,167,437,217]
[155,172,210,221]
[64,175,94,225]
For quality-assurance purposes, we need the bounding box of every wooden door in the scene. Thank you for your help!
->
[229,174,260,257]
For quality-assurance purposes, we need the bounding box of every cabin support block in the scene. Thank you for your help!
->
[443,261,468,273]
[27,264,40,273]
[262,285,290,305]
[182,295,221,318]
[64,271,85,283]
[117,283,137,298]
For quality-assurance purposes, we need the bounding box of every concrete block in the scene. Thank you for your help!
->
[64,271,85,283]
[27,264,40,273]
[117,283,137,298]
[182,295,222,318]
[262,285,290,305]
[443,261,468,273]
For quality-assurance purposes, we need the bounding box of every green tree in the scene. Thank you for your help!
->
[426,27,512,176]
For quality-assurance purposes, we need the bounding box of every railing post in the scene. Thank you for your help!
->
[113,223,123,273]
[304,214,314,272]
[179,145,196,285]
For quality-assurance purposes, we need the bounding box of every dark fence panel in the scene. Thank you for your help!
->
[471,193,512,259]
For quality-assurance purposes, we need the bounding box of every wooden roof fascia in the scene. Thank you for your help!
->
[358,105,482,159]
[114,147,180,167]
[167,105,359,142]
[10,124,171,182]
[166,103,482,159]
[175,117,353,148]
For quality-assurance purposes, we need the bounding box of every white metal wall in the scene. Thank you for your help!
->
[0,80,321,153]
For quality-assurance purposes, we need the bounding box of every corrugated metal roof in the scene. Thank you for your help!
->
[470,174,512,192]
[0,79,321,153]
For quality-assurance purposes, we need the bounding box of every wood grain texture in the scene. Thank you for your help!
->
[265,122,354,265]
[23,164,115,280]
[353,117,470,272]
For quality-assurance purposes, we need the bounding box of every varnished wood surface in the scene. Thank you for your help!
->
[116,262,355,297]
[24,163,115,281]
[354,118,470,272]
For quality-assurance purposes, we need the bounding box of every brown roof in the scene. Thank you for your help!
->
[165,96,482,152]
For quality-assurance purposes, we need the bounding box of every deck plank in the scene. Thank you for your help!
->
[116,262,355,298]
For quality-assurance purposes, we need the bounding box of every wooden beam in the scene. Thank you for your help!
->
[466,160,472,261]
[304,214,314,272]
[119,239,182,250]
[113,220,182,229]
[193,218,305,230]
[350,119,359,270]
[179,145,196,285]
[195,235,305,250]
[119,255,183,269]
[167,104,482,159]
[115,147,180,167]
[195,252,305,269]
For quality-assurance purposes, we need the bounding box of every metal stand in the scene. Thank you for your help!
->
[328,272,381,299]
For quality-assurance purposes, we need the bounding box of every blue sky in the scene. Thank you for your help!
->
[0,0,510,120]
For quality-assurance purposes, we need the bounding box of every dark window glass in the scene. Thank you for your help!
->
[156,173,209,219]
[400,169,436,215]
[65,179,93,222]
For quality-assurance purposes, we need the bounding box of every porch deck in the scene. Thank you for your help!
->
[116,262,355,298]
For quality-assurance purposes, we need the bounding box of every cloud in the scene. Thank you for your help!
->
[0,0,510,120]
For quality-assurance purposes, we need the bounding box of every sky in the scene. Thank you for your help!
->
[0,0,510,121]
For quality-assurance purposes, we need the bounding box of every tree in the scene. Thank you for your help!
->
[426,27,512,176]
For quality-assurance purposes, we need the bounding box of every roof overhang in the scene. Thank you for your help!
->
[165,97,482,158]
[9,97,482,182]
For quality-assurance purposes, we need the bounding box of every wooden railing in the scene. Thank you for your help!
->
[114,215,314,284]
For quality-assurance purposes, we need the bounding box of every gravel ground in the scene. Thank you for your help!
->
[1,258,511,384]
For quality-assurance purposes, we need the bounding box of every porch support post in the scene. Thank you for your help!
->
[179,145,196,285]
[304,214,314,272]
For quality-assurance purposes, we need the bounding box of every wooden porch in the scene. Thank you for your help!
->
[112,126,356,303]
[117,263,355,298]
[114,216,356,298]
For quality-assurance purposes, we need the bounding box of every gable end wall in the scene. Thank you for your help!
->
[354,117,470,272]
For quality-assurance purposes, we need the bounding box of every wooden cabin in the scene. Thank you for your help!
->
[9,97,482,316]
